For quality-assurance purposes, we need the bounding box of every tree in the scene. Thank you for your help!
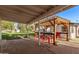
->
[19,24,27,33]
[1,20,14,31]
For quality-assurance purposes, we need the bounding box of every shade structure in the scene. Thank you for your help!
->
[34,16,70,44]
[39,16,70,27]
[0,5,75,24]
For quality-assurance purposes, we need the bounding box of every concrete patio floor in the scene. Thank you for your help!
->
[0,39,54,54]
[0,39,79,54]
[49,40,79,54]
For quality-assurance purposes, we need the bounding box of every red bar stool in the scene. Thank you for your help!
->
[40,33,45,47]
[46,35,51,46]
[56,32,61,40]
[40,33,45,42]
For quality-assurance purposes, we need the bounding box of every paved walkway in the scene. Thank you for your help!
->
[0,39,79,54]
[0,39,54,54]
[49,40,79,54]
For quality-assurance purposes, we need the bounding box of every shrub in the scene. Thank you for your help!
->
[2,32,35,40]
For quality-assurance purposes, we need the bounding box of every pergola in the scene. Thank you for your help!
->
[34,16,70,45]
[0,5,75,46]
[40,16,70,27]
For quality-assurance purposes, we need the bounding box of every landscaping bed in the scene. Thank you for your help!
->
[2,32,34,40]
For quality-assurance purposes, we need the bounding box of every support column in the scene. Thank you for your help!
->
[0,20,3,53]
[53,19,56,45]
[38,20,41,47]
[26,25,28,38]
[51,26,53,43]
[0,20,2,40]
[66,23,70,41]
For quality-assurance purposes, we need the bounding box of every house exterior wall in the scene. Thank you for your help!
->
[76,25,79,38]
[56,25,63,32]
[56,25,67,39]
[70,26,76,39]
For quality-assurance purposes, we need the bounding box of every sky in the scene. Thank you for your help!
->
[56,5,79,23]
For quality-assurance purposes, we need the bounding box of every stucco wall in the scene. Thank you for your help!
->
[70,26,76,39]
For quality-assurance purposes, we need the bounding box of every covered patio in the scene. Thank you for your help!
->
[0,5,76,53]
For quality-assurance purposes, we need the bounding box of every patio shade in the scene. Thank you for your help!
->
[39,16,70,27]
[0,5,74,24]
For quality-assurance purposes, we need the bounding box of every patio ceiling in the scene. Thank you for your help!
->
[0,5,75,24]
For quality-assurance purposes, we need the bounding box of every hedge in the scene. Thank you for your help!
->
[2,32,34,40]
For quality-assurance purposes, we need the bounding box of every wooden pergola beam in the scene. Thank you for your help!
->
[3,6,39,16]
[0,5,75,24]
[0,14,26,23]
[29,5,74,24]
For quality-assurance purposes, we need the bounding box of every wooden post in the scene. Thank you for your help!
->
[51,26,53,43]
[66,30,68,41]
[0,20,3,53]
[66,23,70,41]
[38,20,41,47]
[0,20,2,40]
[26,25,28,38]
[53,19,56,45]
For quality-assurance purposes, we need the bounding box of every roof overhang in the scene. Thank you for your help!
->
[0,5,75,24]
